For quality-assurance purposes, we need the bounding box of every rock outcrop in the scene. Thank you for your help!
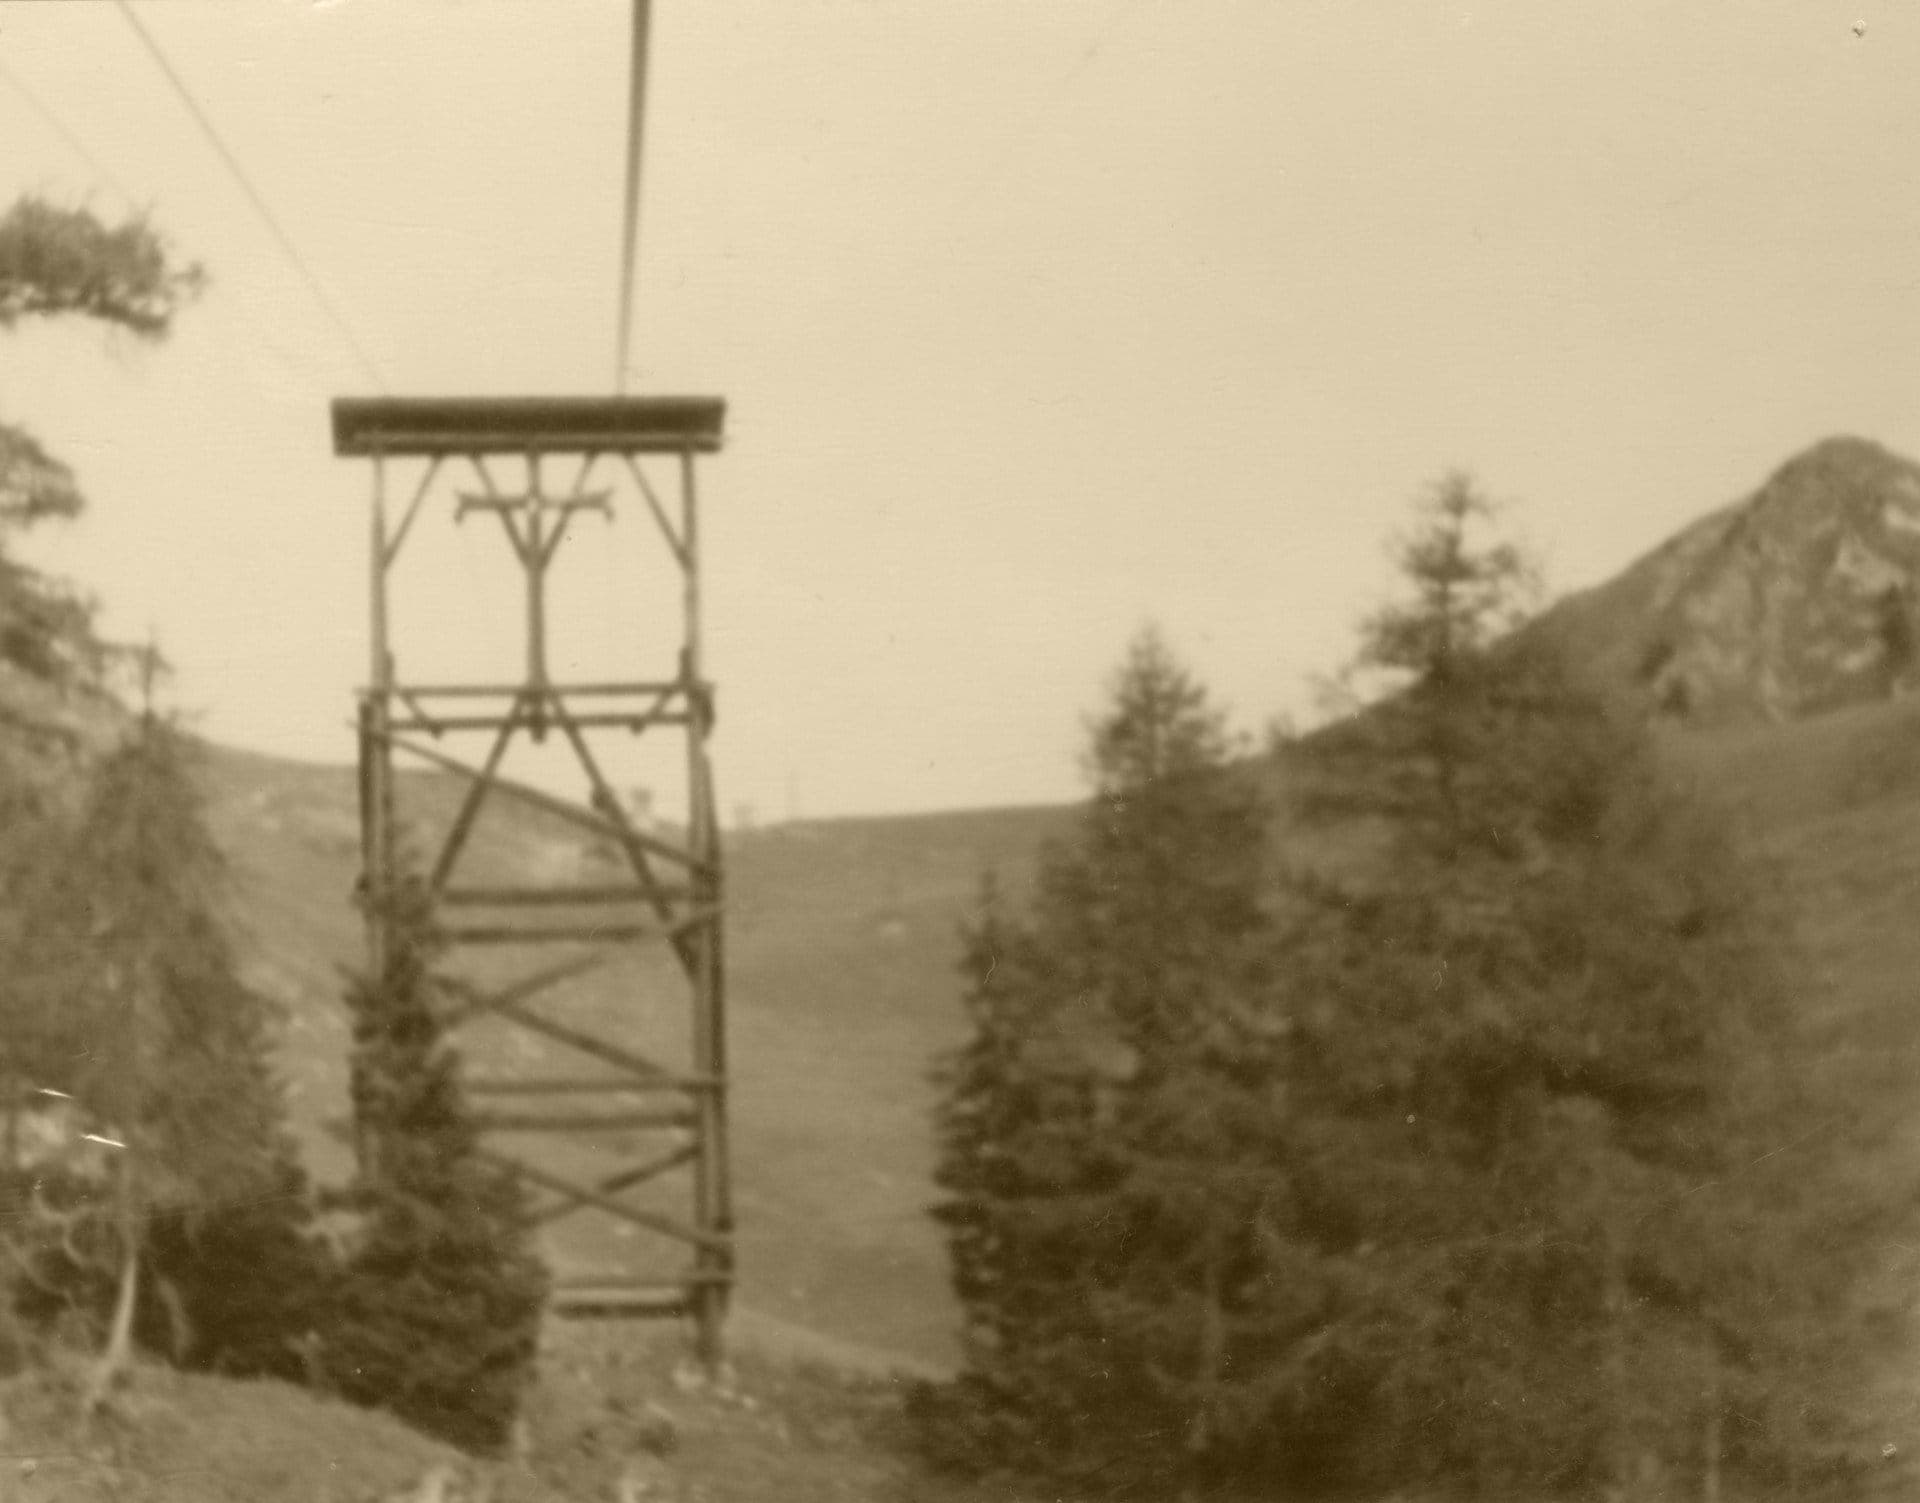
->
[1537,436,1920,721]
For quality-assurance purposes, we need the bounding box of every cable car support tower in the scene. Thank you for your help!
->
[329,4,733,1365]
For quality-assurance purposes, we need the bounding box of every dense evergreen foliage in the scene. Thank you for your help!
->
[927,630,1306,1490]
[0,198,334,1396]
[0,200,201,1062]
[326,871,548,1453]
[927,477,1889,1498]
[0,197,553,1449]
[0,197,204,338]
[3,706,317,1396]
[1287,477,1901,1497]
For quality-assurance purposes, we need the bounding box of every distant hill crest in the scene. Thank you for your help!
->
[1541,434,1920,722]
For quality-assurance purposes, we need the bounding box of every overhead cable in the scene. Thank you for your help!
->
[613,0,651,393]
[111,0,388,392]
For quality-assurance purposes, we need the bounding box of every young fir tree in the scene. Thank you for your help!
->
[327,868,548,1454]
[929,630,1337,1493]
[8,694,309,1406]
[1288,473,1867,1497]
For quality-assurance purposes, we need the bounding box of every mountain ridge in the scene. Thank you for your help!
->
[1538,434,1920,721]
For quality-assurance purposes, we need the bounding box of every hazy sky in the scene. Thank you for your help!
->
[2,1,1918,819]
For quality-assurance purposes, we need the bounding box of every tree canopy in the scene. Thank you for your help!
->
[1288,474,1883,1497]
[2,698,309,1405]
[928,629,1309,1489]
[0,198,329,1405]
[0,197,203,341]
[926,478,1891,1500]
[0,198,201,698]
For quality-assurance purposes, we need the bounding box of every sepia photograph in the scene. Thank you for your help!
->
[0,2,1917,1498]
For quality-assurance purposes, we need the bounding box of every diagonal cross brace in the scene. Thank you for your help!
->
[362,718,710,979]
[521,1143,701,1229]
[475,1146,723,1252]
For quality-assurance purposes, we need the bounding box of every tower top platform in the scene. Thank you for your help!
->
[331,396,726,457]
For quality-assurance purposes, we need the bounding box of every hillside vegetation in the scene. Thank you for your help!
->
[16,435,1919,1497]
[164,644,1920,1498]
[157,633,1920,1503]
[193,697,1920,1369]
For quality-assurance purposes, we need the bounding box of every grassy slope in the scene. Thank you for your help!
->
[1663,696,1920,1100]
[0,1359,564,1503]
[0,1330,1007,1503]
[1660,697,1920,1479]
[197,742,1069,1372]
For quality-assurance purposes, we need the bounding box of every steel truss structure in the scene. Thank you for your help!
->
[332,395,732,1363]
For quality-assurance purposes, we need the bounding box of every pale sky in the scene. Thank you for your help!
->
[2,0,1918,819]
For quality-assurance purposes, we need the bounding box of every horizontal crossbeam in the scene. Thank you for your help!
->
[551,1285,690,1319]
[373,681,685,699]
[441,884,691,908]
[332,395,726,457]
[465,1076,701,1096]
[441,918,712,946]
[387,710,691,734]
[476,1108,695,1133]
[548,1272,729,1319]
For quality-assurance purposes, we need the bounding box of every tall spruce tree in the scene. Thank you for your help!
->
[8,694,307,1405]
[1287,473,1870,1498]
[327,868,548,1453]
[0,199,202,1133]
[930,630,1337,1492]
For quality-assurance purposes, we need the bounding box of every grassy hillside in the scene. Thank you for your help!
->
[0,1357,566,1502]
[0,1326,1016,1503]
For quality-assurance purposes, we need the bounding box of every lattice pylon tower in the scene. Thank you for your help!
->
[332,395,731,1364]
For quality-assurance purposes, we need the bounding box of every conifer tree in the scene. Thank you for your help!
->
[930,630,1329,1491]
[8,692,305,1405]
[1290,473,1865,1497]
[0,200,202,1129]
[0,201,264,1385]
[326,868,548,1453]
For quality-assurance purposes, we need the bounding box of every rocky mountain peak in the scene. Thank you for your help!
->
[1541,435,1920,722]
